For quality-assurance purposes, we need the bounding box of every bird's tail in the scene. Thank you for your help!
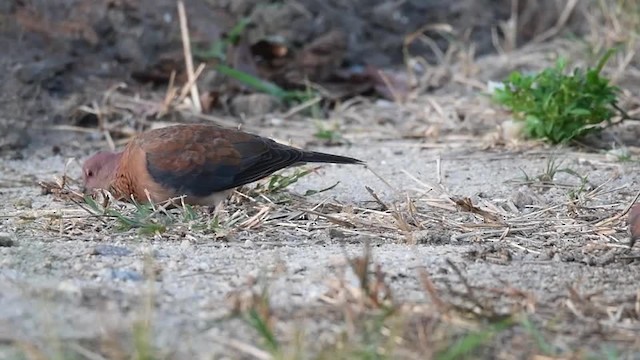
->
[301,151,364,165]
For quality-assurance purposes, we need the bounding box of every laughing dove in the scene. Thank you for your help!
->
[81,124,363,205]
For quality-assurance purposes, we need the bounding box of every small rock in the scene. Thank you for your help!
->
[268,117,284,126]
[486,80,505,94]
[231,93,280,117]
[91,245,132,257]
[109,269,143,282]
[73,262,84,272]
[243,239,255,248]
[413,229,449,244]
[605,147,630,162]
[0,233,15,247]
[115,36,145,64]
[196,262,210,271]
[13,198,32,209]
[15,57,73,84]
[328,228,347,239]
[501,119,525,142]
[0,124,29,153]
[511,188,535,210]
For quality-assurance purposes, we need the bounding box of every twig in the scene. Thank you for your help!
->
[301,208,356,228]
[223,338,273,360]
[418,268,449,312]
[365,186,389,211]
[176,62,206,105]
[613,101,640,121]
[365,166,400,196]
[68,343,107,360]
[532,0,579,44]
[594,188,640,227]
[282,96,322,118]
[177,0,202,113]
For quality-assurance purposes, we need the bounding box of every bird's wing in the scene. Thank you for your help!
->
[139,125,306,196]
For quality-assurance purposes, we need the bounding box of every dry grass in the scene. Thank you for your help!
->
[14,142,637,359]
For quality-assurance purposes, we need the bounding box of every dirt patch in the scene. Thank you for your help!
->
[2,0,640,359]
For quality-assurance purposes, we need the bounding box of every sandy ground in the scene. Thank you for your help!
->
[2,129,640,358]
[2,1,640,358]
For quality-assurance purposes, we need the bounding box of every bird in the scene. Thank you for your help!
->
[81,124,363,206]
[628,203,640,248]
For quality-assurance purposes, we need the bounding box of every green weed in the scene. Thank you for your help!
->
[435,318,514,360]
[521,316,554,356]
[193,18,315,103]
[314,122,346,144]
[493,50,620,144]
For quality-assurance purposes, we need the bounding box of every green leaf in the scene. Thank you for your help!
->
[492,50,620,144]
[304,181,340,196]
[568,108,592,116]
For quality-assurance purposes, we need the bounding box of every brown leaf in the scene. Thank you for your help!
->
[453,197,502,223]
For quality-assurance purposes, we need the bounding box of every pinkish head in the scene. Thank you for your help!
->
[82,151,121,193]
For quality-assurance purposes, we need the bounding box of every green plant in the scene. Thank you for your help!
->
[215,64,312,102]
[606,146,632,162]
[435,319,513,360]
[521,316,554,356]
[493,50,620,144]
[247,307,280,354]
[82,195,225,235]
[314,122,345,144]
[517,157,586,185]
[193,18,315,103]
[83,196,169,234]
[252,168,312,195]
[192,17,251,61]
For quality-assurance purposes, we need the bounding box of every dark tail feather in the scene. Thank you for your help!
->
[301,151,364,165]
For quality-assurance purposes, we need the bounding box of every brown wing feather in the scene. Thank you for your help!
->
[136,125,243,171]
[135,124,360,198]
[138,125,290,196]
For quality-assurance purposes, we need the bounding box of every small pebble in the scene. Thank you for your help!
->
[328,228,347,239]
[91,245,132,257]
[13,199,32,209]
[511,188,535,209]
[196,262,210,271]
[109,269,143,282]
[243,239,254,248]
[0,232,15,247]
[231,93,279,117]
[501,119,525,141]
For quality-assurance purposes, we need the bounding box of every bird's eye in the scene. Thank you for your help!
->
[86,170,93,177]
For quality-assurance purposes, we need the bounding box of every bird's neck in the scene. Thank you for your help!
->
[107,152,124,178]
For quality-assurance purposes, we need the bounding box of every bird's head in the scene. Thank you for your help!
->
[81,151,121,193]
